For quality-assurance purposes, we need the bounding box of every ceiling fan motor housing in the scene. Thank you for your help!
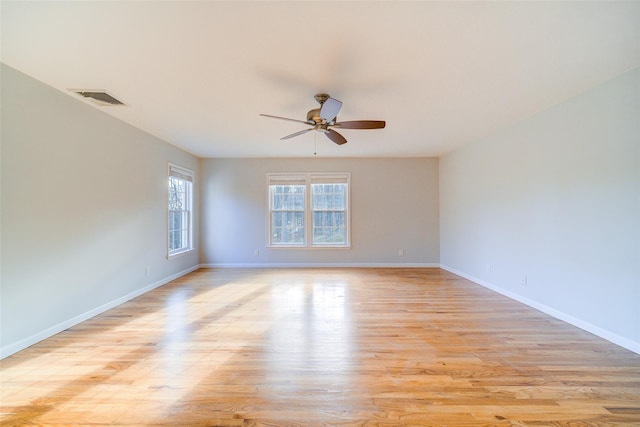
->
[307,108,328,124]
[308,94,335,124]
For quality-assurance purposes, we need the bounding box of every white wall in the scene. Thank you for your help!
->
[440,67,640,352]
[1,64,200,357]
[200,157,439,266]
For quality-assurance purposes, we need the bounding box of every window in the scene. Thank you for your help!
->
[312,182,347,245]
[168,164,194,257]
[268,173,350,248]
[270,183,305,245]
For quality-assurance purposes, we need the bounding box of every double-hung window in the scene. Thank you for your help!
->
[268,173,350,248]
[168,164,194,257]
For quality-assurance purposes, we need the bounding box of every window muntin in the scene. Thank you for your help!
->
[268,173,350,248]
[168,164,194,257]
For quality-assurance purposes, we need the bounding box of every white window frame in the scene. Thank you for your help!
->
[267,172,351,248]
[168,163,194,258]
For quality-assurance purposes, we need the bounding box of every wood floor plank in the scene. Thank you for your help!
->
[1,268,639,425]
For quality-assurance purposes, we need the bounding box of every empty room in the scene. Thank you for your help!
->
[1,1,639,425]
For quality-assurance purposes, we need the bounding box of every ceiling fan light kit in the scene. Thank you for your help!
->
[260,93,385,145]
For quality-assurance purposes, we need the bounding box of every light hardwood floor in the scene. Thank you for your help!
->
[1,268,639,426]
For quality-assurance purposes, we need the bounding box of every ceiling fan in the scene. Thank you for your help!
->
[260,93,385,145]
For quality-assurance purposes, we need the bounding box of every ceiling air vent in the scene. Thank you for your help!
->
[73,90,124,106]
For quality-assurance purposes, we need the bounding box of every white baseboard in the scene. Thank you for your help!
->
[1,265,199,359]
[440,264,640,355]
[199,263,440,268]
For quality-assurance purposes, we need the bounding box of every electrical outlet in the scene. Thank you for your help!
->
[254,249,260,256]
[145,266,150,276]
[485,264,491,273]
[522,274,528,286]
[398,249,404,257]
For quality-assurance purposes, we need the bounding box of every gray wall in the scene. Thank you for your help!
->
[1,64,200,357]
[439,67,640,352]
[3,61,638,357]
[200,157,439,266]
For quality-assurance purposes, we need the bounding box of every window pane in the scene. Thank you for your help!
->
[271,216,283,243]
[181,230,189,249]
[168,178,180,210]
[270,185,305,211]
[169,230,179,250]
[313,212,345,244]
[269,184,305,245]
[271,211,304,245]
[168,211,176,231]
[273,194,282,209]
[272,212,282,227]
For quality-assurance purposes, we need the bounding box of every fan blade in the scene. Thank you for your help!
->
[320,97,342,121]
[334,120,386,129]
[325,129,348,145]
[281,128,313,140]
[260,114,311,125]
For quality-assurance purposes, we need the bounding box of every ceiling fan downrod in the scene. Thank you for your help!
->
[314,93,330,105]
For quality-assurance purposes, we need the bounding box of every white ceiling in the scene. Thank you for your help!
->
[2,1,639,158]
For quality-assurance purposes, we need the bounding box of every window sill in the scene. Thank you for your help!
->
[268,245,352,250]
[167,248,195,259]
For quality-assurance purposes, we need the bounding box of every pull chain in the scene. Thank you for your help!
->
[314,132,317,156]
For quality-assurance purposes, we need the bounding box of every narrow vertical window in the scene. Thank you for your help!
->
[168,164,194,257]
